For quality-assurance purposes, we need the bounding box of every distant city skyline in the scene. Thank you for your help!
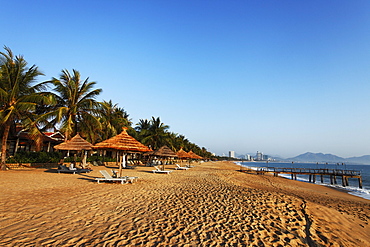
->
[221,151,369,160]
[2,1,370,158]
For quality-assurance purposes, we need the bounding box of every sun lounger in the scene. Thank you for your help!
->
[175,164,189,170]
[122,162,134,169]
[111,170,139,183]
[57,165,78,174]
[152,166,172,174]
[95,170,128,184]
[57,165,91,174]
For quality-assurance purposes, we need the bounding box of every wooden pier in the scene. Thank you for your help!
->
[241,167,363,188]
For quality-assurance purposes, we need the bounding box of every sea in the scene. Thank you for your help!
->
[237,161,370,201]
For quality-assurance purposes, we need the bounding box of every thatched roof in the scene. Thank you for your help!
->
[188,150,203,159]
[151,146,177,157]
[93,128,152,153]
[176,148,192,159]
[53,133,93,151]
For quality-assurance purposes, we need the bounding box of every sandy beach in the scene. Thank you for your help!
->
[0,161,369,246]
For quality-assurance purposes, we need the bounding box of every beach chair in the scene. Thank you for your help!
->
[95,170,128,184]
[152,166,172,174]
[122,161,134,169]
[111,170,139,183]
[175,164,189,170]
[57,165,79,174]
[78,168,92,173]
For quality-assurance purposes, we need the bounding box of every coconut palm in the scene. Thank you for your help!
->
[97,100,132,141]
[136,117,169,150]
[0,46,47,169]
[46,69,102,141]
[135,118,151,137]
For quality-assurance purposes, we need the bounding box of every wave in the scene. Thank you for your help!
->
[235,162,370,201]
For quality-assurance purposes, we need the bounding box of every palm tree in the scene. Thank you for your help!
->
[46,69,102,141]
[97,100,131,141]
[136,117,169,150]
[0,46,47,169]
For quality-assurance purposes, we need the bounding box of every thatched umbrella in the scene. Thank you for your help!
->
[151,146,177,170]
[53,133,93,167]
[152,146,177,157]
[176,148,192,166]
[93,128,152,176]
[188,150,203,160]
[176,148,192,159]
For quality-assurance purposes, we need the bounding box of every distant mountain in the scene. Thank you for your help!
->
[346,155,370,165]
[287,152,370,165]
[289,152,345,163]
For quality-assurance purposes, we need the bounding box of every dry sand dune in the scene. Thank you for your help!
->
[0,161,369,246]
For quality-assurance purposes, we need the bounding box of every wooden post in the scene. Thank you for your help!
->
[118,152,122,177]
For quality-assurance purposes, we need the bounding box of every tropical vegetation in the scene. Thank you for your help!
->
[0,46,52,169]
[0,46,213,167]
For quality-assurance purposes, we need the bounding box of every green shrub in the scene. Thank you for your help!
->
[6,151,62,163]
[87,155,116,162]
[6,151,119,163]
[64,156,82,162]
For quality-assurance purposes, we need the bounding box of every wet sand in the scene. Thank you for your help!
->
[0,161,369,246]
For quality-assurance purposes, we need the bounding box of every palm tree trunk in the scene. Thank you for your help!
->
[1,123,11,170]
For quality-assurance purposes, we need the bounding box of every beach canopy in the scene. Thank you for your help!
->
[149,145,177,171]
[188,150,203,160]
[93,128,152,177]
[151,146,177,157]
[53,133,93,151]
[176,148,192,159]
[93,127,152,153]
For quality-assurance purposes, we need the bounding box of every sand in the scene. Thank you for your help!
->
[0,161,369,246]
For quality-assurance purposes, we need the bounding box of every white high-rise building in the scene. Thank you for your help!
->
[229,151,235,158]
[256,151,263,161]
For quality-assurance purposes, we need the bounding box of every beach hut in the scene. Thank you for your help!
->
[151,145,177,170]
[53,133,93,167]
[93,127,152,176]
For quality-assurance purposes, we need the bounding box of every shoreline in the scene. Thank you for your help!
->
[237,161,370,201]
[1,161,369,246]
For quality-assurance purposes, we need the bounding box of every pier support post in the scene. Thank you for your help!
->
[359,178,363,189]
[341,176,346,187]
[313,175,316,183]
[333,176,337,184]
[330,175,334,185]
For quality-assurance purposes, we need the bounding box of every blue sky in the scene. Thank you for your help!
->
[2,0,370,158]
